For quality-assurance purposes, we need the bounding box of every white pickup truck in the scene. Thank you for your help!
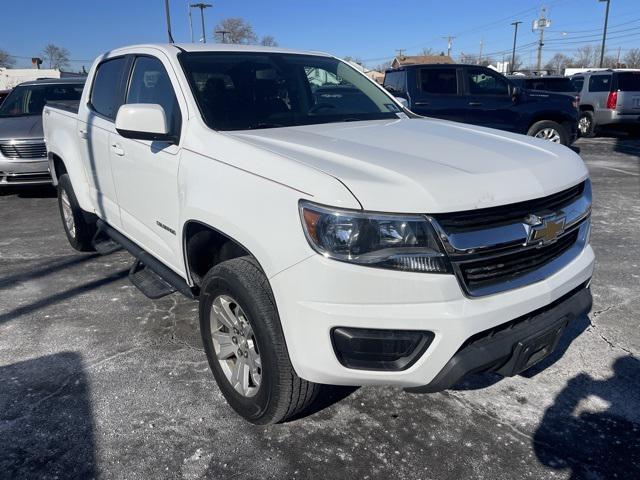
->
[43,43,594,424]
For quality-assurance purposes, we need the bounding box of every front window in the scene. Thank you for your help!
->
[0,83,83,117]
[467,68,509,96]
[179,52,401,131]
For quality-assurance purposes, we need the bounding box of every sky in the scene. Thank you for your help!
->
[1,0,639,71]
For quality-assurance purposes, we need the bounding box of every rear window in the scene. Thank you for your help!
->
[572,77,584,92]
[617,72,640,92]
[588,75,612,92]
[419,67,458,94]
[525,78,576,92]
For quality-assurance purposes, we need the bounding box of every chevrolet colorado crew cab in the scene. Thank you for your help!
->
[43,44,594,424]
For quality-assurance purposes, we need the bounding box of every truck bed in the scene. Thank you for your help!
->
[46,100,80,114]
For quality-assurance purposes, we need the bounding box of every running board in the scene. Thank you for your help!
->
[96,220,195,299]
[129,259,176,299]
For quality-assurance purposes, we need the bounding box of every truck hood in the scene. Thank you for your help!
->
[228,118,588,213]
[0,115,44,142]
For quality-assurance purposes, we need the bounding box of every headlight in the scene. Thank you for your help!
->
[299,201,451,273]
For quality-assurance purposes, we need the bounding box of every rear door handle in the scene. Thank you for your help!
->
[78,129,88,139]
[111,143,125,156]
[468,102,483,106]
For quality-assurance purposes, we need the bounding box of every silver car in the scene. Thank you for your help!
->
[0,78,85,186]
[572,69,640,137]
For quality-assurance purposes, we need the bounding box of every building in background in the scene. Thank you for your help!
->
[391,54,454,69]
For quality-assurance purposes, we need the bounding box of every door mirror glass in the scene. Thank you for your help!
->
[115,104,172,142]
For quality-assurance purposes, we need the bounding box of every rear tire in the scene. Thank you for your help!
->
[527,120,569,145]
[578,111,596,138]
[199,256,322,424]
[57,174,97,251]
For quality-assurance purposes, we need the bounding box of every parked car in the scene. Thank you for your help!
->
[0,89,11,106]
[43,44,593,424]
[0,78,85,186]
[384,64,578,145]
[508,75,580,100]
[570,69,640,137]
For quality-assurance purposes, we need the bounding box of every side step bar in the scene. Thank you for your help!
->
[96,220,195,299]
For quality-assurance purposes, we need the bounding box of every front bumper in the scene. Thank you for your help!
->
[0,157,51,185]
[270,244,594,388]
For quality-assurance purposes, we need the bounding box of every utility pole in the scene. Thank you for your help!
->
[190,3,212,43]
[478,40,483,64]
[188,3,194,43]
[442,36,455,57]
[616,46,621,67]
[396,49,406,58]
[164,0,174,43]
[599,0,611,68]
[533,8,550,74]
[216,30,229,43]
[510,21,522,73]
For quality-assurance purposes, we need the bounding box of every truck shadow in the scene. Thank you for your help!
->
[452,313,591,391]
[533,356,640,479]
[0,185,57,198]
[0,352,96,479]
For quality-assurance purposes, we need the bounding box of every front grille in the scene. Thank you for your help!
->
[457,230,579,292]
[0,142,47,159]
[434,182,586,233]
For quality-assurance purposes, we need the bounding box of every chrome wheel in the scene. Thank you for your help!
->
[578,116,591,135]
[60,190,76,239]
[534,127,562,143]
[210,295,261,397]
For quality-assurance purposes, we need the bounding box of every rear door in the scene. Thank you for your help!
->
[464,67,518,131]
[109,53,185,272]
[615,71,640,115]
[411,66,468,122]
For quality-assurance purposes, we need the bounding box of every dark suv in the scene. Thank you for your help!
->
[384,64,578,145]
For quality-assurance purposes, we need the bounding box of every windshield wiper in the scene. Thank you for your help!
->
[251,122,285,129]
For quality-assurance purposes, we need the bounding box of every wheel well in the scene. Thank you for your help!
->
[579,105,594,112]
[183,222,251,286]
[50,153,67,181]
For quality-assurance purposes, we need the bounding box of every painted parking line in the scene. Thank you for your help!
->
[588,164,640,176]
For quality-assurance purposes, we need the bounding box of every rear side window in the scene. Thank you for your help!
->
[572,77,584,92]
[125,56,181,138]
[617,72,640,92]
[383,71,407,94]
[527,78,576,92]
[588,75,612,92]
[420,68,458,94]
[90,57,127,119]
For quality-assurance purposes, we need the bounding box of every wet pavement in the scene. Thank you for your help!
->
[1,135,638,479]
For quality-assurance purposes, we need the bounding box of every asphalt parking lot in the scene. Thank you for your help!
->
[1,135,638,480]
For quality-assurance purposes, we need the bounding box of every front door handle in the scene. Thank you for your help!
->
[111,143,125,156]
[414,101,430,106]
[78,129,88,139]
[468,102,483,106]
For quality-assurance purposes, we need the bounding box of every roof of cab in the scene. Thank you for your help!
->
[108,43,331,58]
[17,77,87,87]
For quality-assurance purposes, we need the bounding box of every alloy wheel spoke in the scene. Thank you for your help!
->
[213,331,235,359]
[213,296,237,330]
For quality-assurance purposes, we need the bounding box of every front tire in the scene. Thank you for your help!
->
[57,174,97,251]
[199,256,321,424]
[527,120,569,145]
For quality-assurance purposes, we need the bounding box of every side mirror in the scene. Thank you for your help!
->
[115,104,172,142]
[511,86,521,103]
[395,96,409,109]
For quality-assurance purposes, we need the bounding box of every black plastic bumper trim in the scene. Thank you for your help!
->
[405,281,592,393]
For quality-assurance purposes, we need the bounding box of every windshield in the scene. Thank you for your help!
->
[0,83,83,117]
[179,52,401,131]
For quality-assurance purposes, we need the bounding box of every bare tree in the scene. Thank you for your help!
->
[419,48,436,56]
[572,45,599,68]
[373,60,392,72]
[511,54,523,71]
[213,18,257,44]
[0,48,15,68]
[545,53,573,75]
[42,44,70,69]
[624,48,640,68]
[343,56,364,66]
[260,35,278,47]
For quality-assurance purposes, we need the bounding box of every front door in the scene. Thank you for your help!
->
[464,67,518,132]
[109,54,185,273]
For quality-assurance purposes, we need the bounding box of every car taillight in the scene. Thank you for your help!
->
[606,91,618,109]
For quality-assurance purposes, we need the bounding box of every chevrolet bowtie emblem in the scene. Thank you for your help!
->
[525,214,566,246]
